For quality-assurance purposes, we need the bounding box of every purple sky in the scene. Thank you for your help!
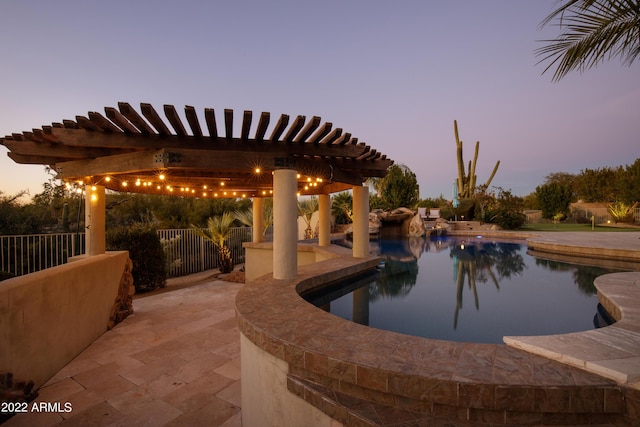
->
[1,1,638,201]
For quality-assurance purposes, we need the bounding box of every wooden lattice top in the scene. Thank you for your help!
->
[1,102,394,198]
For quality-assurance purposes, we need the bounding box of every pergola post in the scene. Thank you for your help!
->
[85,185,106,256]
[252,197,265,243]
[318,194,331,246]
[273,168,298,279]
[352,185,369,258]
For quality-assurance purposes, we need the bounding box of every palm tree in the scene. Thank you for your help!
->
[331,192,353,224]
[298,197,319,239]
[536,0,640,81]
[191,212,235,274]
[233,203,274,236]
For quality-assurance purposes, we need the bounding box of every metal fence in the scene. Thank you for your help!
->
[0,233,85,277]
[570,206,640,224]
[0,227,254,278]
[158,227,252,277]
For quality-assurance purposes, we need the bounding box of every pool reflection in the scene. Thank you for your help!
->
[309,236,623,343]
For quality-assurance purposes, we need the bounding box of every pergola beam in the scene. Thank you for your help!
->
[1,102,395,198]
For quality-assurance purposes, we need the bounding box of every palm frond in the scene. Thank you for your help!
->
[536,0,640,81]
[190,211,235,248]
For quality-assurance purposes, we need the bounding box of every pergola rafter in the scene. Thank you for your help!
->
[1,102,394,198]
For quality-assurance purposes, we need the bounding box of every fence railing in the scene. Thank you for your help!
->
[0,233,85,277]
[1,228,254,279]
[570,206,640,224]
[158,227,253,277]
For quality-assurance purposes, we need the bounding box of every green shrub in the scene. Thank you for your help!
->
[452,198,475,220]
[492,188,526,230]
[535,182,572,221]
[107,223,166,293]
[0,271,15,282]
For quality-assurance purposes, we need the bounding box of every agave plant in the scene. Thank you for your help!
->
[607,201,638,223]
[191,211,235,273]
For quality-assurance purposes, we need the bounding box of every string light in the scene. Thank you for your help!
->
[77,165,324,199]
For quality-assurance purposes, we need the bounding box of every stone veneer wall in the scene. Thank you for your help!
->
[236,245,636,426]
[0,251,131,388]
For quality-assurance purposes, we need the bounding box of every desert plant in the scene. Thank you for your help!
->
[298,197,319,239]
[453,120,500,199]
[233,203,274,236]
[607,201,638,223]
[331,192,353,224]
[191,212,235,273]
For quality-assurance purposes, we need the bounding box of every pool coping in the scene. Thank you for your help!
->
[236,234,640,425]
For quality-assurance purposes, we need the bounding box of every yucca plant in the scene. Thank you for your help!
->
[191,212,235,273]
[607,201,638,223]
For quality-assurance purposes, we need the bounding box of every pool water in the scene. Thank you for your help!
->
[304,236,622,344]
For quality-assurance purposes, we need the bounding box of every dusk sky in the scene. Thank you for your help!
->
[1,1,638,201]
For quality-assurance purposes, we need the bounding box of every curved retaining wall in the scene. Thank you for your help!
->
[236,245,638,426]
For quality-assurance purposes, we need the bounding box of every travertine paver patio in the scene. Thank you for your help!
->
[3,270,242,427]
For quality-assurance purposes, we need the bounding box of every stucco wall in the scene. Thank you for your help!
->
[0,251,130,388]
[240,334,338,427]
[243,242,348,283]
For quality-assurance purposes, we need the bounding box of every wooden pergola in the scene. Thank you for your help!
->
[1,102,393,198]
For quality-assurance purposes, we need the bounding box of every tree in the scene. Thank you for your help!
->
[190,212,236,273]
[492,188,527,230]
[233,201,274,237]
[298,197,319,239]
[535,182,574,220]
[331,192,353,224]
[379,164,420,209]
[618,158,640,203]
[536,0,640,81]
[573,166,619,201]
[543,172,577,192]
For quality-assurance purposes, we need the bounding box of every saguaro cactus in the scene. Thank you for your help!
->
[454,120,500,198]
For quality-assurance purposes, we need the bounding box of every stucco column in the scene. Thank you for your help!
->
[85,185,106,256]
[273,169,297,279]
[252,197,265,243]
[318,193,330,246]
[352,185,369,258]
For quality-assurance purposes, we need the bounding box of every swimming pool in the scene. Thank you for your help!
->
[304,236,623,344]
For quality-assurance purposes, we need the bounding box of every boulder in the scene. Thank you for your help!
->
[408,213,426,236]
